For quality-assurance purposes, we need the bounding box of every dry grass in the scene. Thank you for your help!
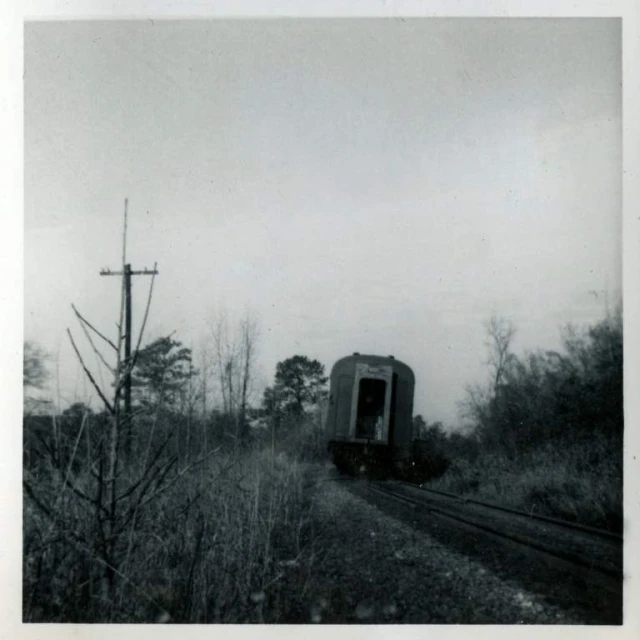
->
[23,436,320,623]
[426,432,622,531]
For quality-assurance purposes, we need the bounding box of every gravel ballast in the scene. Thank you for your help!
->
[288,471,610,624]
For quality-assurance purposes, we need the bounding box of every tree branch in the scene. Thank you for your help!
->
[135,447,222,513]
[67,329,115,414]
[71,304,118,352]
[72,305,117,375]
[114,433,172,504]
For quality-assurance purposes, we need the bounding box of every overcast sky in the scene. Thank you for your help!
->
[24,18,621,425]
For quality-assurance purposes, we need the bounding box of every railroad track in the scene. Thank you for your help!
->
[366,479,623,596]
[394,479,622,541]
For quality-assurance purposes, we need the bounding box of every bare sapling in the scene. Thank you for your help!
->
[22,200,215,621]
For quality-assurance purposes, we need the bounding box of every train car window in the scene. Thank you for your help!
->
[355,378,387,439]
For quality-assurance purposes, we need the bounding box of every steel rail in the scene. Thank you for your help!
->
[392,479,622,542]
[367,482,622,594]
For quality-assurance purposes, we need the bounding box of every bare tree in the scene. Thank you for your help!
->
[23,201,189,616]
[484,314,517,395]
[195,341,214,454]
[208,310,259,444]
[459,315,517,448]
[211,313,232,416]
[459,381,492,432]
[61,202,144,604]
[238,314,258,442]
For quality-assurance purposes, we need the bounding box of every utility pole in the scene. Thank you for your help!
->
[100,263,159,417]
[100,200,158,426]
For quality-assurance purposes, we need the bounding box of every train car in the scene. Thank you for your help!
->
[325,353,415,475]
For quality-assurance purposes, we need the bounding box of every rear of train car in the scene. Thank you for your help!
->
[325,353,415,475]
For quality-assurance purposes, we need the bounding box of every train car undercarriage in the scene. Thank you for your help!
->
[329,441,394,478]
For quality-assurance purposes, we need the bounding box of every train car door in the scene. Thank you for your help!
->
[349,363,393,442]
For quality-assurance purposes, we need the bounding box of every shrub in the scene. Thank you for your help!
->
[426,431,622,530]
[23,425,320,623]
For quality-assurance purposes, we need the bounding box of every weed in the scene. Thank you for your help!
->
[23,424,319,623]
[426,432,622,530]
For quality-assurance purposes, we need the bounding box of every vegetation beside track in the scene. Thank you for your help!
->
[23,412,326,623]
[413,309,623,531]
[23,323,330,622]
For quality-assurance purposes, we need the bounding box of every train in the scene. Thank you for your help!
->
[325,353,416,477]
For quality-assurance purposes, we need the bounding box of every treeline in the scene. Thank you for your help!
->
[415,308,622,458]
[415,308,623,528]
[466,311,622,454]
[24,322,329,471]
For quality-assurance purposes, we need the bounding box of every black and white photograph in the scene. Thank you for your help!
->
[5,1,640,633]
